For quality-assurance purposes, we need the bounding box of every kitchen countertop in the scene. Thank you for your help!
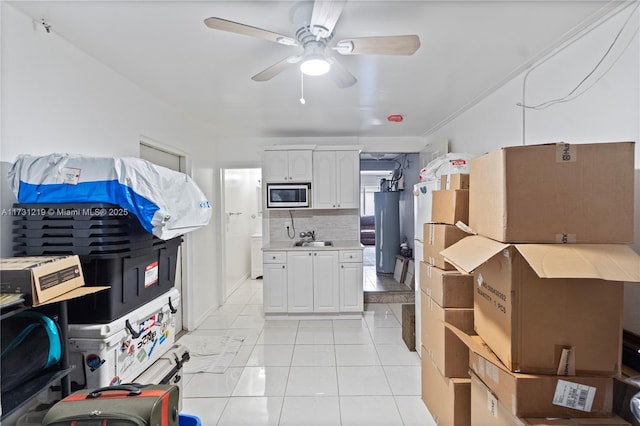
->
[263,240,364,251]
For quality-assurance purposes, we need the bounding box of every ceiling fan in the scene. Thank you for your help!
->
[204,0,420,88]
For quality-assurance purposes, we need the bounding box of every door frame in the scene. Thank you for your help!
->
[139,136,190,333]
[219,164,263,301]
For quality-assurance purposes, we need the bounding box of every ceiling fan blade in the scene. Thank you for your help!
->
[204,17,298,46]
[335,35,420,55]
[310,0,347,38]
[326,57,357,88]
[252,56,301,81]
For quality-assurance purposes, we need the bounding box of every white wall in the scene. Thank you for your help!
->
[1,4,221,330]
[425,5,640,333]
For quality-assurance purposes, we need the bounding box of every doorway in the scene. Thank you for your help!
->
[221,168,262,298]
[359,154,416,303]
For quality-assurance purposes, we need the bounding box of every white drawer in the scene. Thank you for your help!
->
[263,251,286,263]
[340,250,363,263]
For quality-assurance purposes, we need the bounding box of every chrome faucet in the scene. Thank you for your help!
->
[299,230,315,241]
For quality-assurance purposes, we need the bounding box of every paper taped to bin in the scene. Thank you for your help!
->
[7,153,212,240]
[177,335,244,373]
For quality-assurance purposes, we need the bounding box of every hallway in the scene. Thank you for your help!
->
[362,246,415,304]
[178,277,434,425]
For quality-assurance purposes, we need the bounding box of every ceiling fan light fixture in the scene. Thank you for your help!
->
[300,55,330,76]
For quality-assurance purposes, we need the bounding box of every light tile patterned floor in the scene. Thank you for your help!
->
[180,278,436,425]
[362,246,414,305]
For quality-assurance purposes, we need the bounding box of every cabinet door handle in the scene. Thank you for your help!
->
[272,256,276,259]
[341,265,344,268]
[313,253,317,256]
[282,265,285,269]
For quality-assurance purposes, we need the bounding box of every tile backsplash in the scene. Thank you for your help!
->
[268,209,359,243]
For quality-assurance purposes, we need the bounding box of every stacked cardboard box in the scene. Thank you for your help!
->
[431,173,469,225]
[440,141,640,424]
[420,173,474,425]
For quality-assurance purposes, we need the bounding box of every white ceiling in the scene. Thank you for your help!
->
[9,1,612,139]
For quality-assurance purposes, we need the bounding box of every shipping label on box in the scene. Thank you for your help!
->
[441,236,639,376]
[468,141,635,243]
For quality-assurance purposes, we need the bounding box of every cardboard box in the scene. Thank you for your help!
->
[442,235,640,376]
[423,223,468,270]
[0,256,107,306]
[469,349,614,418]
[393,255,409,282]
[420,262,473,308]
[469,141,635,243]
[520,418,630,425]
[421,290,474,377]
[431,189,469,225]
[440,173,470,190]
[471,372,629,425]
[421,345,471,426]
[402,303,415,351]
[451,327,615,418]
[471,371,524,426]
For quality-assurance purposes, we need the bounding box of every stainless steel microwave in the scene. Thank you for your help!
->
[266,183,311,208]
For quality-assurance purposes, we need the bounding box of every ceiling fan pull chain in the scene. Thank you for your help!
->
[299,71,306,105]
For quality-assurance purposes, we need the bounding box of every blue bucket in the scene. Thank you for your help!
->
[178,413,202,426]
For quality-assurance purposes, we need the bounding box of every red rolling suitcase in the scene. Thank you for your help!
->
[41,383,179,426]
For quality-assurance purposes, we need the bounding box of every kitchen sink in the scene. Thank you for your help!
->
[294,241,333,247]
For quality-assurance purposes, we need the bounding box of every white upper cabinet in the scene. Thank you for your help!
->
[313,150,360,209]
[263,149,313,182]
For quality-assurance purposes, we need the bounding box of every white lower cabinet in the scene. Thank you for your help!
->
[286,251,315,313]
[264,249,361,315]
[287,250,339,313]
[312,251,340,313]
[263,252,287,313]
[339,250,364,312]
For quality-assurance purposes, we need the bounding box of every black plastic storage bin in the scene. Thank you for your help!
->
[66,237,182,324]
[11,203,182,324]
[12,203,155,257]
